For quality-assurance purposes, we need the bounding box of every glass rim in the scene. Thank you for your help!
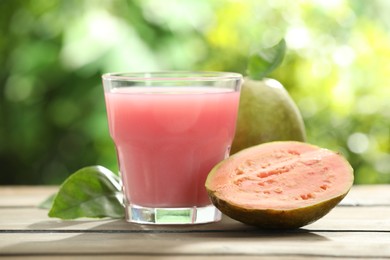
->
[102,71,243,82]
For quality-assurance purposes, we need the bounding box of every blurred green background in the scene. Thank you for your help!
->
[0,0,389,185]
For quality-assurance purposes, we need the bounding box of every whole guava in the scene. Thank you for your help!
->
[231,77,306,154]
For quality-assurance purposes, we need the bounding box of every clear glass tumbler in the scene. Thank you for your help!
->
[102,72,242,224]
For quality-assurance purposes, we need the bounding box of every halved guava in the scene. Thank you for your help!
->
[206,141,354,229]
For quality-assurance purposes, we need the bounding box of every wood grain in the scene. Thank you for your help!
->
[0,185,389,259]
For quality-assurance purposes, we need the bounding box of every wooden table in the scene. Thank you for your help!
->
[0,185,389,259]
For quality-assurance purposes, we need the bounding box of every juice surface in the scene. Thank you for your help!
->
[105,87,240,207]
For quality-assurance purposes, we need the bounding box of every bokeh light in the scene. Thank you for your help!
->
[0,0,389,185]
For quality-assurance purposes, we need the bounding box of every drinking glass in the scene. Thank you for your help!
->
[102,71,242,224]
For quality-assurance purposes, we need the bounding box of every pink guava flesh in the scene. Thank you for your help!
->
[207,141,354,211]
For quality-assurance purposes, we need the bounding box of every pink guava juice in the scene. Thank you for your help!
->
[104,86,240,208]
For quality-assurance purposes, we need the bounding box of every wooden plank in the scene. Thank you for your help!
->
[0,185,390,232]
[0,257,299,260]
[0,186,57,207]
[0,205,390,232]
[0,185,389,259]
[1,185,390,207]
[0,255,345,260]
[0,256,288,260]
[1,230,389,258]
[340,184,390,206]
[0,204,389,258]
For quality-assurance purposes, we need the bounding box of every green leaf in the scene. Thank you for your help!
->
[247,39,286,80]
[48,165,124,219]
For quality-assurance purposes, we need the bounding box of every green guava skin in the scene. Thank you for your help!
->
[207,187,347,229]
[231,77,306,154]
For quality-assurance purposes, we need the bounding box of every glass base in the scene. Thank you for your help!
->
[125,203,222,225]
